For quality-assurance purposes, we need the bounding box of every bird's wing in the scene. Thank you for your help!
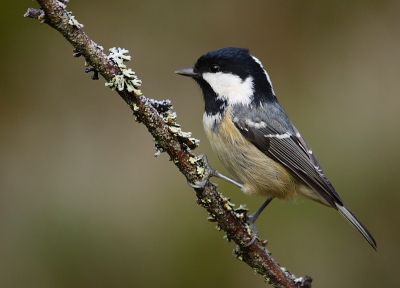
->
[234,117,377,249]
[234,118,343,208]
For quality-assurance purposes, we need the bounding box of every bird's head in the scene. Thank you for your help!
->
[176,47,275,109]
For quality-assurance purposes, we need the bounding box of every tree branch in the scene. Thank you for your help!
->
[24,1,312,287]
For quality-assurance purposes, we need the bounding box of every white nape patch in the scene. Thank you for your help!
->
[203,112,222,130]
[245,119,267,129]
[251,56,275,95]
[264,132,291,139]
[202,72,254,106]
[308,150,313,154]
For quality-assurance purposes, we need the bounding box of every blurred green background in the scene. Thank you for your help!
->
[1,1,399,287]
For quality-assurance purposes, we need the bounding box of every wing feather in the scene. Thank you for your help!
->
[232,109,376,249]
[234,118,342,207]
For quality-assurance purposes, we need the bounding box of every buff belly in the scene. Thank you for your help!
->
[203,110,318,202]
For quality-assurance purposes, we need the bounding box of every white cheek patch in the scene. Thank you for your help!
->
[203,112,222,130]
[202,72,254,106]
[251,56,275,95]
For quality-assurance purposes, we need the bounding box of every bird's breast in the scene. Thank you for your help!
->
[202,107,300,200]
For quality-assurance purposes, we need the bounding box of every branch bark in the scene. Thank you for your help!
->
[24,1,312,287]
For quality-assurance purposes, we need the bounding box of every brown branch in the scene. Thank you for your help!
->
[24,1,312,287]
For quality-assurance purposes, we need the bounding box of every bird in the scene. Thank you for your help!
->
[175,47,376,250]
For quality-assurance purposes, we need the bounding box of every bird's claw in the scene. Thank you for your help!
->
[187,178,208,189]
[241,198,274,247]
[187,154,213,189]
[187,154,243,189]
[241,234,258,247]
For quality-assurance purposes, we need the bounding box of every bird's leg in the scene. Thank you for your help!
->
[188,154,274,247]
[187,154,243,189]
[210,169,243,188]
[247,197,274,224]
[241,197,274,247]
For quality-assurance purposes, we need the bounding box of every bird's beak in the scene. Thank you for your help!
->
[175,68,198,77]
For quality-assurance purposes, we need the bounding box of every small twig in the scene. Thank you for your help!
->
[24,1,312,287]
[24,8,45,21]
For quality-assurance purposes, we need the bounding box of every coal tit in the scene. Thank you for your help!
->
[176,47,376,250]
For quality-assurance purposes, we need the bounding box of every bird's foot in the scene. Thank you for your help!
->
[187,154,243,189]
[240,197,274,247]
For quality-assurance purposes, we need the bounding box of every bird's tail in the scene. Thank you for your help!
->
[335,204,377,250]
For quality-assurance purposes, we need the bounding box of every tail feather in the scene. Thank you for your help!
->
[335,204,377,250]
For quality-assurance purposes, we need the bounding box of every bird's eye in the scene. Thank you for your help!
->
[209,64,220,73]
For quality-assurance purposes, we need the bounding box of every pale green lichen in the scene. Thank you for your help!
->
[187,137,199,147]
[294,277,304,283]
[165,119,199,148]
[233,204,248,219]
[66,12,84,29]
[168,126,180,134]
[105,47,142,95]
[38,12,46,24]
[155,107,200,155]
[235,204,248,212]
[245,224,252,236]
[224,203,232,211]
[196,166,205,177]
[153,138,165,157]
[108,47,131,67]
[207,216,216,222]
[221,197,235,209]
[163,112,177,124]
